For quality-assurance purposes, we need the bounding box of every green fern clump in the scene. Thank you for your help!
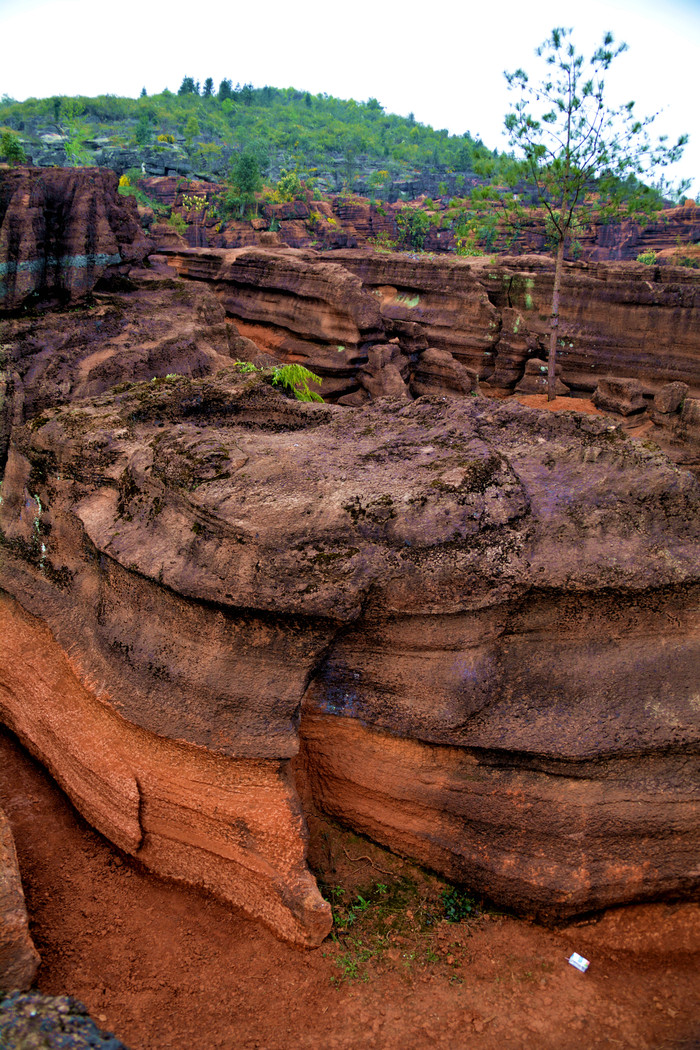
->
[271,364,323,402]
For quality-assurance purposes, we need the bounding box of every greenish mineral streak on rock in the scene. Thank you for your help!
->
[0,253,122,298]
[0,252,122,278]
[524,276,535,311]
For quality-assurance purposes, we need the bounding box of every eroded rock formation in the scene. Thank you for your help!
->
[160,247,700,403]
[0,808,39,991]
[0,167,148,310]
[0,367,698,938]
[1,173,699,944]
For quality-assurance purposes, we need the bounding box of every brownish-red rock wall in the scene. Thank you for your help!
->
[1,373,698,932]
[0,591,332,947]
[300,711,698,920]
[160,246,700,399]
[0,805,39,991]
[0,167,149,309]
[481,255,700,395]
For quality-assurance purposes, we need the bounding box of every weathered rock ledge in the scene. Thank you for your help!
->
[161,246,700,400]
[1,371,698,940]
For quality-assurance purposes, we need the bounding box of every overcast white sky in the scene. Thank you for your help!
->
[1,0,698,194]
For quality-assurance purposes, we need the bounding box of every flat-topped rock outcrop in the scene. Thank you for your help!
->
[1,367,698,938]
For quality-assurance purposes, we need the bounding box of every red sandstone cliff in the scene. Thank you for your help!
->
[160,246,700,401]
[1,173,699,946]
[0,365,698,940]
[0,167,149,310]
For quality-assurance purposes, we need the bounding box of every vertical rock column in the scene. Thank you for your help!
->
[0,807,40,991]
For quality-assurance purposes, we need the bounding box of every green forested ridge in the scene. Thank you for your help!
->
[0,82,500,196]
[2,80,693,264]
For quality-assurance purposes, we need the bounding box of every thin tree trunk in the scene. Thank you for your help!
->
[548,237,566,401]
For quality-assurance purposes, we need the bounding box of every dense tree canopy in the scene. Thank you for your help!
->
[0,82,501,190]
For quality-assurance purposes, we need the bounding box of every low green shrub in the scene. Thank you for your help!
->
[271,364,323,402]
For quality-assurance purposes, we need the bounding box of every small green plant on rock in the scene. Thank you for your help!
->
[368,230,398,251]
[636,249,658,265]
[271,364,323,402]
[166,212,188,234]
[442,886,479,922]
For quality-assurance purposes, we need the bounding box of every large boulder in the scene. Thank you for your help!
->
[514,357,570,396]
[592,376,647,415]
[410,347,479,398]
[357,343,411,401]
[653,381,689,415]
[676,396,700,448]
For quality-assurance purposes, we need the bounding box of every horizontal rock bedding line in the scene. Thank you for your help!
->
[159,246,700,399]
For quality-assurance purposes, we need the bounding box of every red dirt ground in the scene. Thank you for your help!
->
[1,725,698,1050]
[514,394,603,416]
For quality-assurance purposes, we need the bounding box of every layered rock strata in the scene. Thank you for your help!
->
[0,372,698,936]
[159,247,700,401]
[1,172,699,938]
[332,250,700,396]
[0,168,149,310]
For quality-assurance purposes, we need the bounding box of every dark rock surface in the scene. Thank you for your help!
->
[0,992,131,1048]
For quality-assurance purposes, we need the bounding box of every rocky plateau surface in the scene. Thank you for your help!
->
[0,167,699,951]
